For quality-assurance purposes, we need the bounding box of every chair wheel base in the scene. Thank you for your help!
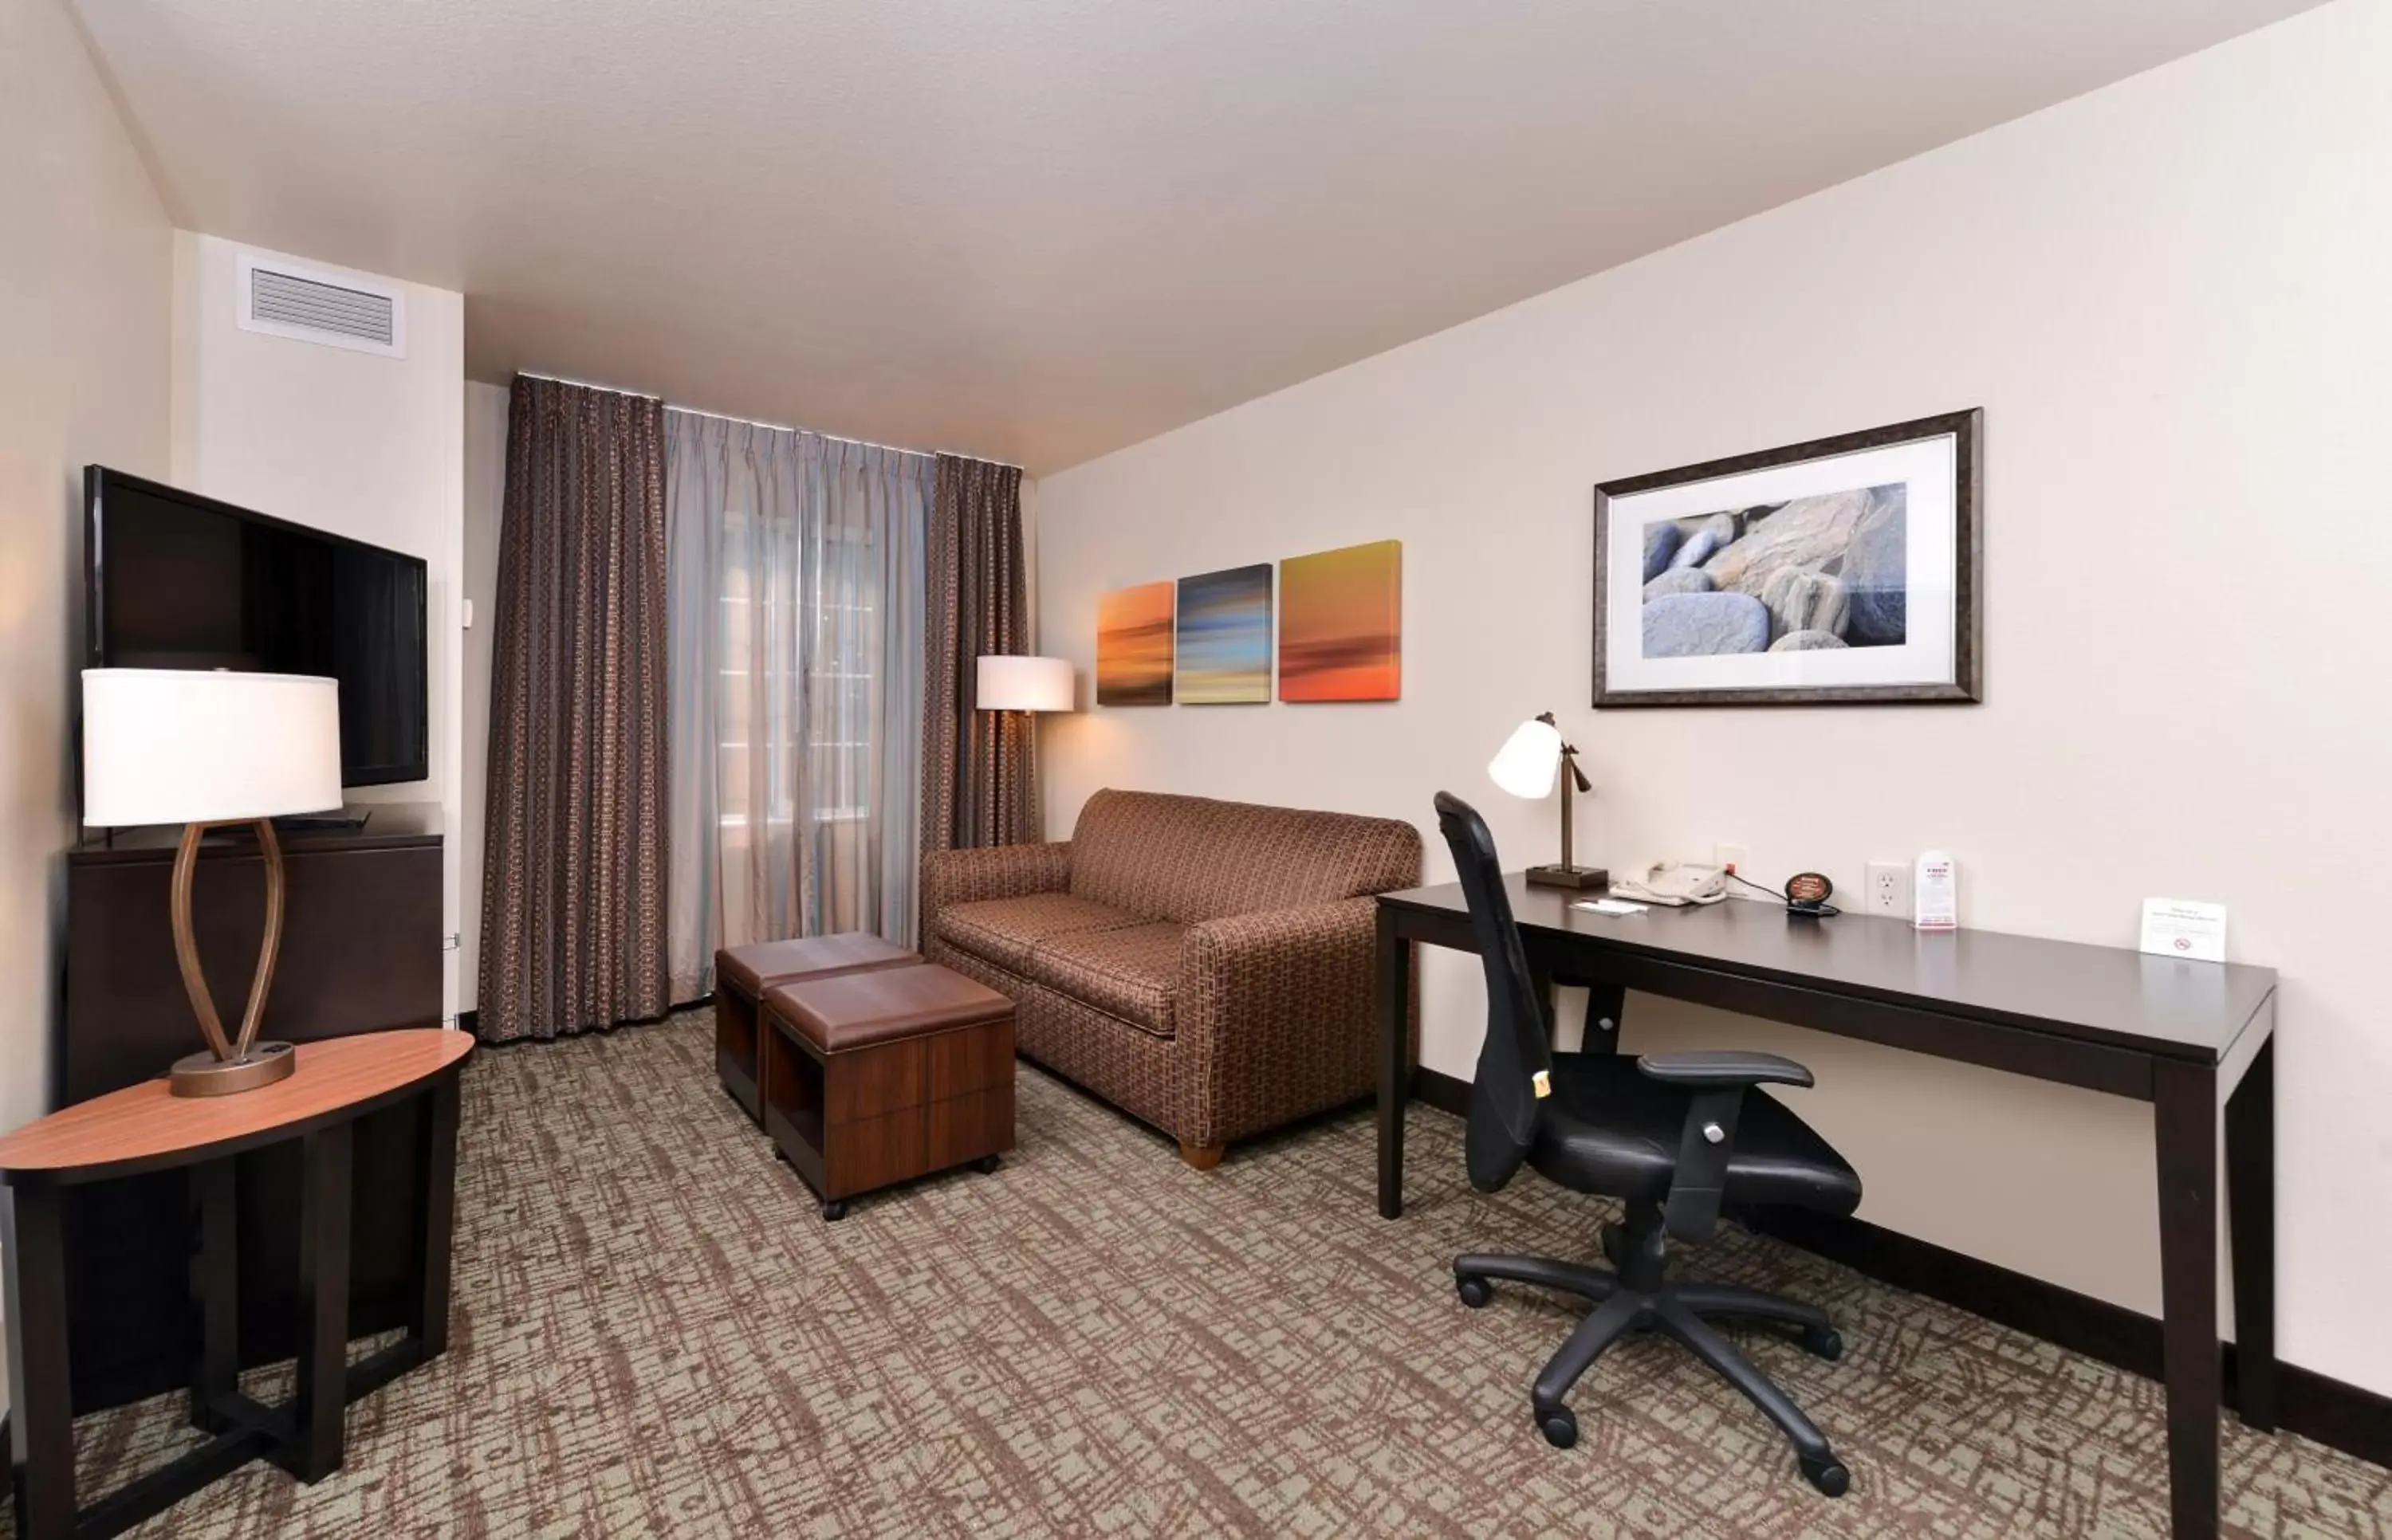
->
[1456,1275,1492,1309]
[1799,1452,1849,1497]
[1802,1326,1843,1361]
[1536,1406,1577,1449]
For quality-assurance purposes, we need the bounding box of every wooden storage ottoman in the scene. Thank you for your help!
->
[760,964,1016,1220]
[714,934,918,1123]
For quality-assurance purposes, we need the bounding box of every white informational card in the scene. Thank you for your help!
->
[2140,898,2227,962]
[1574,898,1649,916]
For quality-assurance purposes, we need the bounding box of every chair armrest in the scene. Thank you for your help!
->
[919,841,1072,922]
[1176,897,1381,1149]
[1643,1051,1817,1243]
[1638,1051,1813,1090]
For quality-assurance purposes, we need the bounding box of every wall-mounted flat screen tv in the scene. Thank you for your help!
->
[84,466,428,788]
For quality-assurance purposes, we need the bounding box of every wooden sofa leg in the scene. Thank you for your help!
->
[1178,1141,1225,1171]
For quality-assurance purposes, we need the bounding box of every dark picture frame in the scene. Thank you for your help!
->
[1591,408,1981,708]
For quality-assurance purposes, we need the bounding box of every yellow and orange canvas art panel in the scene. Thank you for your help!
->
[1278,540,1400,701]
[1096,580,1175,705]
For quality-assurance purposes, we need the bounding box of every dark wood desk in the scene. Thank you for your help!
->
[0,1030,472,1540]
[1375,878,2276,1540]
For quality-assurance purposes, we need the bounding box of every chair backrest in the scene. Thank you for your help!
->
[1431,792,1553,1193]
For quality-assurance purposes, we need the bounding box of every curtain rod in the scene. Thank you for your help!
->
[509,370,1024,473]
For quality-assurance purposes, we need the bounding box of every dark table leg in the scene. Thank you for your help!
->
[4,1181,75,1540]
[190,1160,238,1433]
[2225,1035,2276,1431]
[1376,906,1410,1220]
[411,1075,462,1357]
[289,1122,354,1483]
[2154,1058,2221,1540]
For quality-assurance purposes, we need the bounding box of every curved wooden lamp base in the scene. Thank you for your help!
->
[168,818,292,1099]
[169,1042,297,1097]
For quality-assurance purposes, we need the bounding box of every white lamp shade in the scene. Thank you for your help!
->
[1488,716,1564,799]
[976,655,1075,713]
[83,669,344,826]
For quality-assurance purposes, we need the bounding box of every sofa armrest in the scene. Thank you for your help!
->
[921,841,1072,924]
[1177,897,1387,1150]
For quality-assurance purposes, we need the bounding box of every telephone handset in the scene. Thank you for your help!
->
[1607,859,1730,907]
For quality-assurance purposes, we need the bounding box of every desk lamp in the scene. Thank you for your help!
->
[1489,711,1605,890]
[81,669,343,1095]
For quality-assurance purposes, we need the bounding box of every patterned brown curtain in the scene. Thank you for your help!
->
[478,375,671,1042]
[920,454,1038,860]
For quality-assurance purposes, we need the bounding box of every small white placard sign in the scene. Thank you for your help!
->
[2140,898,2227,962]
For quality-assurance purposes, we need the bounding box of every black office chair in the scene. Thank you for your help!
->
[1432,792,1863,1496]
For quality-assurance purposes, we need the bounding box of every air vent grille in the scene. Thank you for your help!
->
[234,252,406,357]
[250,268,395,346]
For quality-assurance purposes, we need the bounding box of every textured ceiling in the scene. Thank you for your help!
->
[77,0,2319,473]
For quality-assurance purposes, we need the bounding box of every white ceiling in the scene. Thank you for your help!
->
[77,0,2317,473]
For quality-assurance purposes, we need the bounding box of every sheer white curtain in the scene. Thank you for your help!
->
[664,411,930,1001]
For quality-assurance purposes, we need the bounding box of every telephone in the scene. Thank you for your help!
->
[1607,859,1729,907]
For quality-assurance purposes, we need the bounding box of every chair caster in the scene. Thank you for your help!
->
[1456,1275,1492,1309]
[1799,1452,1849,1497]
[1536,1405,1578,1450]
[972,1154,1001,1174]
[820,1200,848,1221]
[1801,1326,1844,1361]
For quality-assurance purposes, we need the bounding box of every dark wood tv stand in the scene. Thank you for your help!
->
[59,802,445,1412]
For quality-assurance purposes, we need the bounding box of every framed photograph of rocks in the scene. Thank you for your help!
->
[1592,409,1981,707]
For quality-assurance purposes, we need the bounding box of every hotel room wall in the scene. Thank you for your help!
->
[1034,0,2392,1394]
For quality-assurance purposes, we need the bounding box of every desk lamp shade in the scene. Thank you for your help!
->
[976,655,1074,713]
[81,670,344,1095]
[1489,711,1603,890]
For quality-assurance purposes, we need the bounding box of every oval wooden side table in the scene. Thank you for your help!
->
[0,1028,474,1540]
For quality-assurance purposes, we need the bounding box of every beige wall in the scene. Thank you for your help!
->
[1036,0,2392,1394]
[170,232,468,1016]
[0,0,172,1133]
[459,379,509,1013]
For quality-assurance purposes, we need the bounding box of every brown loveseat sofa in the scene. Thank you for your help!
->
[921,789,1422,1167]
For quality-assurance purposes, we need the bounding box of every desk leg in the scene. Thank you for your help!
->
[190,1160,238,1432]
[2225,1036,2276,1431]
[411,1076,462,1357]
[1376,906,1409,1220]
[3,1182,75,1540]
[290,1122,353,1483]
[2154,1059,2221,1540]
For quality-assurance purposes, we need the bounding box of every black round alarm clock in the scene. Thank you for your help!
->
[1784,872,1835,915]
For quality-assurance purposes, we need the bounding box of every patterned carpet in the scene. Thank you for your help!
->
[31,1008,2392,1538]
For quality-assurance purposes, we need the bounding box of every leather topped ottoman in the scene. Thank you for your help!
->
[714,934,919,1124]
[760,964,1015,1220]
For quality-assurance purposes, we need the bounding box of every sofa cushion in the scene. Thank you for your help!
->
[935,892,1147,972]
[1067,789,1423,924]
[1020,923,1185,1037]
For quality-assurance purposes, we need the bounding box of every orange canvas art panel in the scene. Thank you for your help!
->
[1096,580,1175,705]
[1278,540,1400,701]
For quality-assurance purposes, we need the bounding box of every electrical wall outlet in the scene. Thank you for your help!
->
[1715,843,1751,878]
[1865,861,1911,918]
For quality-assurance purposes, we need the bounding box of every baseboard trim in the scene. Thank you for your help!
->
[1403,1069,2392,1473]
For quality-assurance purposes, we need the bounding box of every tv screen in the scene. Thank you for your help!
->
[85,467,428,788]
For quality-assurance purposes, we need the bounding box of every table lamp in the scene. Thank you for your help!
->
[975,655,1075,714]
[81,669,344,1095]
[1489,711,1605,890]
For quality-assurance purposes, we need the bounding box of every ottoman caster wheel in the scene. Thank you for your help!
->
[1536,1405,1578,1449]
[1799,1452,1850,1497]
[820,1200,848,1222]
[773,1148,789,1165]
[1801,1326,1844,1361]
[972,1154,1001,1174]
[1455,1275,1492,1309]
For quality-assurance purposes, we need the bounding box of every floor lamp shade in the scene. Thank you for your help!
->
[82,669,343,826]
[976,655,1074,713]
[81,668,344,1098]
